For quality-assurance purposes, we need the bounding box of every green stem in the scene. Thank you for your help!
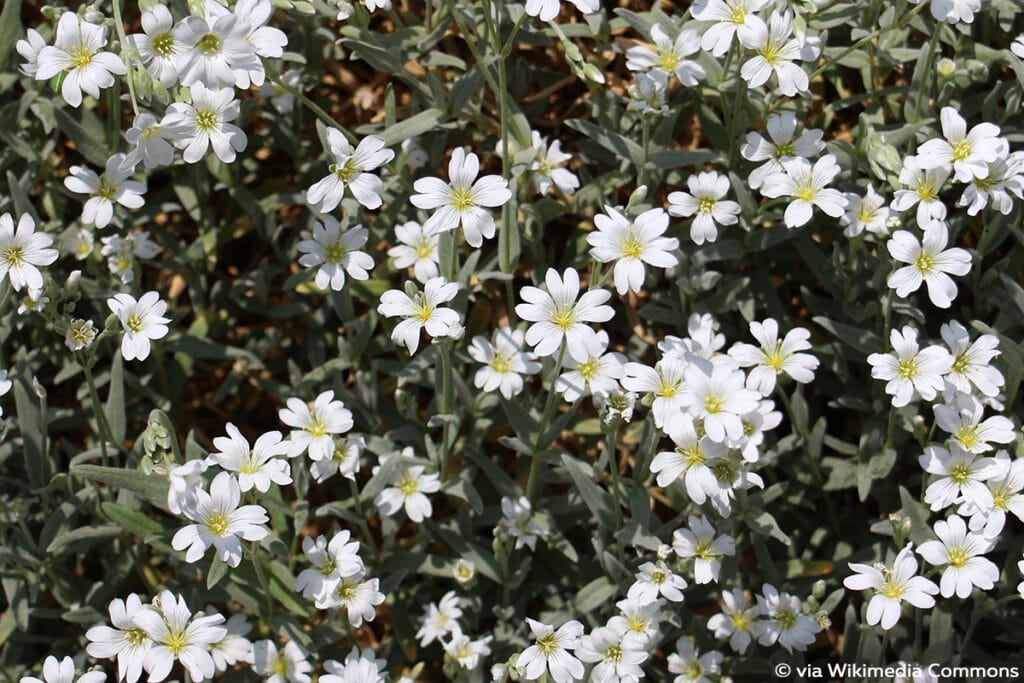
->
[808,1,928,81]
[527,342,566,502]
[349,478,380,561]
[261,58,357,144]
[111,0,139,116]
[438,341,455,479]
[604,428,623,531]
[250,542,275,622]
[82,360,113,468]
[912,24,943,121]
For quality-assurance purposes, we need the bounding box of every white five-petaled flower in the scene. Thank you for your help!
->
[891,157,950,225]
[728,319,819,396]
[518,618,585,683]
[0,213,58,292]
[251,640,312,683]
[410,148,512,248]
[626,24,706,86]
[443,628,493,671]
[310,436,364,484]
[133,591,227,683]
[297,218,375,292]
[294,532,365,604]
[34,12,127,108]
[741,111,825,190]
[752,584,820,652]
[621,351,690,429]
[628,560,688,604]
[707,587,760,654]
[933,393,1015,454]
[18,655,106,683]
[692,0,770,56]
[416,590,463,646]
[496,496,546,551]
[469,326,542,400]
[279,390,354,461]
[650,416,727,502]
[208,612,252,673]
[374,459,442,523]
[65,318,97,352]
[588,206,680,295]
[516,267,614,362]
[672,515,736,584]
[916,107,1006,182]
[528,132,580,196]
[917,514,998,598]
[162,83,247,164]
[377,277,462,354]
[841,184,893,237]
[867,326,953,407]
[555,329,626,403]
[843,545,939,630]
[121,112,177,171]
[576,626,648,683]
[175,12,255,89]
[388,221,440,283]
[919,444,1001,511]
[171,472,269,567]
[681,359,761,443]
[320,571,385,624]
[668,171,741,245]
[740,11,808,96]
[205,0,288,89]
[206,423,292,493]
[127,4,186,88]
[910,0,981,25]
[85,594,151,683]
[886,222,972,308]
[307,132,393,211]
[107,291,171,362]
[759,154,847,228]
[16,28,47,78]
[940,320,1004,397]
[64,154,147,229]
[667,636,723,683]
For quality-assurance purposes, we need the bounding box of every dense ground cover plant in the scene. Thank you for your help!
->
[2,0,1024,680]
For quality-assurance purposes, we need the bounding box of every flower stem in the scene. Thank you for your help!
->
[604,428,623,532]
[912,23,943,121]
[438,340,455,480]
[527,342,566,502]
[261,58,357,144]
[81,360,114,468]
[111,0,139,117]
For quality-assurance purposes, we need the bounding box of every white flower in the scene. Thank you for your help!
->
[529,133,580,196]
[377,277,461,354]
[958,450,1024,537]
[166,459,208,516]
[163,83,247,164]
[516,267,614,362]
[206,423,292,492]
[496,496,545,551]
[16,28,47,78]
[752,585,820,651]
[1013,34,1024,59]
[297,218,375,291]
[668,171,741,245]
[555,330,626,402]
[919,444,1000,511]
[121,112,176,171]
[891,157,950,225]
[133,591,226,683]
[18,288,50,315]
[667,637,722,683]
[374,461,441,522]
[958,155,1024,215]
[175,13,255,89]
[741,112,825,190]
[453,559,476,584]
[101,231,161,284]
[260,67,303,113]
[886,223,971,308]
[85,594,151,683]
[650,416,727,501]
[681,359,761,443]
[594,388,637,425]
[34,12,126,108]
[672,515,735,584]
[628,560,688,604]
[64,155,146,229]
[940,321,1004,397]
[576,626,647,683]
[18,656,105,683]
[523,0,599,22]
[410,148,512,248]
[740,11,808,96]
[388,221,440,283]
[588,206,679,295]
[910,0,981,24]
[127,5,186,88]
[626,24,706,86]
[627,71,669,115]
[867,326,953,407]
[728,319,818,396]
[310,436,364,483]
[0,370,11,418]
[469,326,541,400]
[205,0,288,89]
[107,291,171,362]
[916,107,1006,182]
[443,628,493,671]
[416,590,463,646]
[759,155,847,228]
[252,640,312,683]
[518,619,584,683]
[933,393,1014,454]
[707,588,760,654]
[0,213,58,291]
[621,352,690,429]
[607,597,662,645]
[295,532,365,603]
[320,573,385,625]
[65,318,97,352]
[171,472,269,567]
[843,545,939,630]
[917,515,998,598]
[209,612,253,672]
[841,184,892,237]
[691,0,770,56]
[307,132,393,211]
[279,390,354,461]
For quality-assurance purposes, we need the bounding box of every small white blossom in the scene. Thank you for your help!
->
[917,515,998,598]
[171,472,269,567]
[516,267,614,362]
[64,155,146,229]
[34,12,126,108]
[279,390,354,462]
[843,545,939,630]
[0,213,58,291]
[297,218,375,292]
[377,277,461,354]
[867,326,953,407]
[588,206,679,295]
[307,132,393,211]
[107,291,171,362]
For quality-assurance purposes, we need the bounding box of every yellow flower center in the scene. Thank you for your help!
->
[69,45,95,70]
[336,579,357,602]
[949,462,971,486]
[448,186,475,212]
[125,627,148,646]
[324,242,347,265]
[795,183,817,203]
[620,235,645,259]
[992,487,1008,511]
[399,476,418,497]
[195,108,218,132]
[97,179,118,201]
[271,652,291,676]
[414,239,434,259]
[240,451,260,474]
[2,245,25,267]
[125,313,145,333]
[657,51,679,72]
[414,296,435,324]
[550,305,576,331]
[331,157,360,182]
[491,353,512,374]
[153,32,175,57]
[307,417,328,438]
[205,511,230,537]
[577,358,599,380]
[694,540,718,560]
[688,661,704,679]
[319,556,337,576]
[773,141,795,158]
[655,378,680,398]
[536,633,559,657]
[916,180,938,200]
[697,195,717,213]
[895,358,919,381]
[950,139,972,162]
[954,425,978,450]
[759,40,783,66]
[764,341,786,371]
[703,395,724,414]
[951,352,969,375]
[650,570,666,584]
[729,3,748,24]
[165,627,189,655]
[732,611,751,631]
[879,576,904,600]
[677,444,705,468]
[626,615,647,633]
[946,547,969,568]
[197,33,221,55]
[605,644,623,662]
[914,252,936,275]
[775,610,798,629]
